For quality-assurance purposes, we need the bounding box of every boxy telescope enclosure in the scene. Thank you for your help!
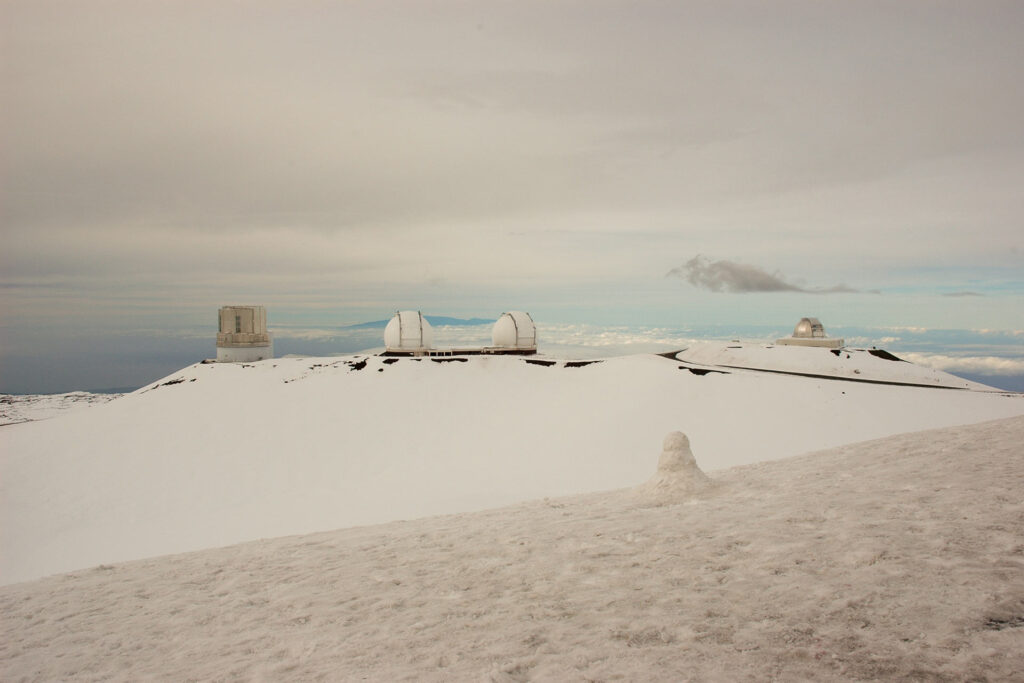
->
[216,305,274,362]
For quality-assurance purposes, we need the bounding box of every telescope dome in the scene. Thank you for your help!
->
[384,311,433,351]
[492,311,537,349]
[793,317,826,339]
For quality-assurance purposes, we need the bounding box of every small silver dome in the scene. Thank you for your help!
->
[793,317,826,339]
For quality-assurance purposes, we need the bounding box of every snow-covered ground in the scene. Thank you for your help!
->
[2,416,1022,681]
[2,347,1022,586]
[0,392,122,427]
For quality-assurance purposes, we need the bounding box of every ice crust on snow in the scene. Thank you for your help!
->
[2,416,1023,681]
[636,431,713,502]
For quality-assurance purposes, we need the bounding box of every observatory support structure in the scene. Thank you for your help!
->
[216,305,274,362]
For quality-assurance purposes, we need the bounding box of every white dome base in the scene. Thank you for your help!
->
[776,337,843,349]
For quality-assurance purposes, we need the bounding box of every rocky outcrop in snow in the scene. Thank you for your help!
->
[636,431,713,502]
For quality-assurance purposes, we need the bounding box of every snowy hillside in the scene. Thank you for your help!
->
[2,345,1021,586]
[2,416,1023,681]
[0,391,121,427]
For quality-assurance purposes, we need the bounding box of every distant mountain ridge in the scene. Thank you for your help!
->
[344,316,493,330]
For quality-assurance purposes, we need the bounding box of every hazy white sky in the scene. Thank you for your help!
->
[2,0,1023,335]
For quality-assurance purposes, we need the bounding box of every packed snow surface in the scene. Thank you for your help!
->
[2,416,1023,681]
[2,349,1022,585]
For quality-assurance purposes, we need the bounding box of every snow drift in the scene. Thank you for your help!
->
[1,347,1022,585]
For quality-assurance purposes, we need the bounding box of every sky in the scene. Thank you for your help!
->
[2,0,1022,393]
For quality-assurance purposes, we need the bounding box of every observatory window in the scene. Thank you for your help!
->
[235,315,241,333]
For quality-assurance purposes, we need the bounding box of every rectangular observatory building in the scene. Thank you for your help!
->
[216,305,274,362]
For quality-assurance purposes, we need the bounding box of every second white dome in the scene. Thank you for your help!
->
[492,311,537,349]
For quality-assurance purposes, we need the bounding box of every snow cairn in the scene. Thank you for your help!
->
[636,431,713,502]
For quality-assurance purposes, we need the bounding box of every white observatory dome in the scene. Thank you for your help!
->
[384,311,433,351]
[492,311,537,350]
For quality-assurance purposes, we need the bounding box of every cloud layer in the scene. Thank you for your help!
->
[2,0,1022,346]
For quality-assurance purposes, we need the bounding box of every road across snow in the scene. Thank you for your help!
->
[674,341,996,389]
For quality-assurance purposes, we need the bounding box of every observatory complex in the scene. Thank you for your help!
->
[383,310,538,356]
[378,312,849,357]
[209,307,847,363]
[775,317,844,349]
[216,305,273,362]
[212,306,537,362]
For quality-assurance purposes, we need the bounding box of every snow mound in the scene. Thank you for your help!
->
[636,431,713,502]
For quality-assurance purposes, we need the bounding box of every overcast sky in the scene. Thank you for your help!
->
[3,0,1023,344]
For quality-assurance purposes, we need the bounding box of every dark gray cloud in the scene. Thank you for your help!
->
[942,291,984,297]
[667,256,860,294]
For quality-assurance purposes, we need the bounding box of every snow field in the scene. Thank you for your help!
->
[2,416,1023,681]
[2,352,1022,585]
